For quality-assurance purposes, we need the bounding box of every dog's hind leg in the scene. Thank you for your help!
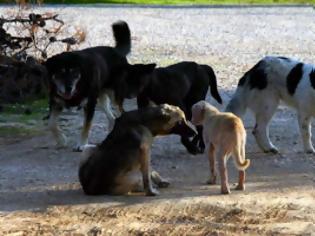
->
[235,171,246,191]
[217,148,230,194]
[298,112,314,153]
[113,171,142,195]
[99,94,116,131]
[74,98,97,152]
[106,89,123,116]
[48,106,67,148]
[234,141,247,191]
[206,143,216,185]
[251,97,279,153]
[139,143,159,196]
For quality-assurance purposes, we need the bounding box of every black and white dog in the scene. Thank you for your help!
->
[226,56,315,153]
[111,61,222,154]
[44,21,156,151]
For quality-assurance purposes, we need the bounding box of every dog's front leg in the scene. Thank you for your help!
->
[74,99,96,152]
[253,114,278,154]
[48,107,67,148]
[139,144,159,196]
[191,125,205,153]
[181,136,201,155]
[298,113,314,153]
[252,101,279,153]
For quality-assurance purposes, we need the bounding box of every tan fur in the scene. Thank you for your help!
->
[192,101,250,194]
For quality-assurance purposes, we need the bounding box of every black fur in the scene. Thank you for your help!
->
[248,61,268,90]
[112,20,131,56]
[238,74,247,87]
[309,69,315,90]
[278,56,290,61]
[79,105,196,195]
[116,61,222,154]
[44,21,131,111]
[287,63,303,95]
[237,60,267,90]
[43,21,156,149]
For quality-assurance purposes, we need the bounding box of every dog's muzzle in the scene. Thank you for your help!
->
[170,120,197,137]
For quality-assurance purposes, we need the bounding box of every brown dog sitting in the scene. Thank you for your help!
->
[191,101,250,194]
[79,104,196,196]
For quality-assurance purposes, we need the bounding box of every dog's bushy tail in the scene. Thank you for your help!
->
[112,21,131,56]
[203,65,222,104]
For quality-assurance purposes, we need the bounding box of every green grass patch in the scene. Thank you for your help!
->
[0,125,41,137]
[0,98,48,123]
[0,99,48,138]
[43,0,315,5]
[2,99,48,114]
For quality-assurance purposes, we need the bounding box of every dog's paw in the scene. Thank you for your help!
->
[56,135,67,148]
[305,148,315,154]
[221,188,231,195]
[157,180,170,188]
[187,146,204,155]
[146,188,160,196]
[235,184,245,191]
[73,144,89,152]
[151,171,170,188]
[263,147,279,154]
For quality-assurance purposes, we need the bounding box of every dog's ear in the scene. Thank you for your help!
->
[191,102,206,125]
[134,63,156,75]
[158,107,172,122]
[199,103,206,121]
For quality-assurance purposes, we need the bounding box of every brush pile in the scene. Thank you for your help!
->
[0,0,85,104]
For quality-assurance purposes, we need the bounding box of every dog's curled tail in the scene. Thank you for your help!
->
[203,65,222,104]
[234,158,250,171]
[112,20,131,56]
[233,139,250,171]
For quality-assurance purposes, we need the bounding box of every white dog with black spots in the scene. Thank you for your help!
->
[226,56,315,154]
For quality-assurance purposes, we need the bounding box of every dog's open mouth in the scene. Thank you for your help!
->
[62,94,73,100]
[57,90,78,100]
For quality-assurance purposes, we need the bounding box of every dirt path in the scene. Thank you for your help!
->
[0,5,315,236]
[0,96,314,235]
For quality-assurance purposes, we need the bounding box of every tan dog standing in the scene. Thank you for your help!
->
[191,101,250,194]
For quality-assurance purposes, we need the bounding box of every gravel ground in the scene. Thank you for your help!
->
[0,5,315,235]
[3,5,315,90]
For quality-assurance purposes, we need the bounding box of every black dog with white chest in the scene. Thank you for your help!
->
[44,21,156,151]
[113,61,223,154]
[79,104,197,196]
